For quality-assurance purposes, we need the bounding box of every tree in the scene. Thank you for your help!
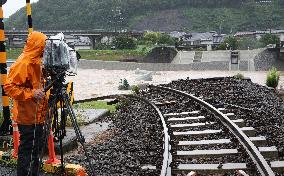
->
[143,31,161,45]
[158,33,175,45]
[114,35,137,49]
[223,36,239,50]
[259,33,280,47]
[107,5,127,32]
[238,37,262,50]
[5,0,284,31]
[243,0,257,29]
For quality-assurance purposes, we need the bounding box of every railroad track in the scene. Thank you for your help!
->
[2,78,283,176]
[132,85,284,176]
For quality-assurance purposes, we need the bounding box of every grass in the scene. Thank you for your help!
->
[66,101,117,127]
[66,113,86,127]
[77,49,144,61]
[6,45,153,61]
[77,45,151,61]
[74,100,117,113]
[6,48,147,61]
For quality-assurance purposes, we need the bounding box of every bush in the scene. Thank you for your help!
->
[238,37,262,50]
[216,43,227,50]
[114,35,137,49]
[196,47,206,51]
[233,73,244,80]
[131,85,140,94]
[217,36,239,50]
[158,34,176,45]
[143,32,176,46]
[226,36,239,50]
[259,33,280,47]
[95,43,113,50]
[118,79,130,90]
[143,31,160,45]
[266,67,280,88]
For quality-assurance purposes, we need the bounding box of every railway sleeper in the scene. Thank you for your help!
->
[258,146,278,159]
[166,112,236,121]
[169,119,245,128]
[165,110,235,118]
[164,111,201,117]
[172,163,248,175]
[223,113,235,119]
[217,108,226,111]
[172,147,278,159]
[249,136,267,147]
[176,136,267,148]
[153,100,177,106]
[167,116,206,122]
[172,127,256,139]
[217,108,238,114]
[141,165,156,170]
[172,161,284,174]
[270,161,284,173]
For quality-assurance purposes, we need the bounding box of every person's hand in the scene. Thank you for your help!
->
[34,89,45,101]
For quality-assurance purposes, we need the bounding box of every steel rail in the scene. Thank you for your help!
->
[41,93,168,176]
[119,94,171,176]
[152,85,275,176]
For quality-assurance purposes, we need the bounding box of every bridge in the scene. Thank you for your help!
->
[5,30,144,49]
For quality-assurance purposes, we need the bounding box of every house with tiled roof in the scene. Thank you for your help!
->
[171,31,226,51]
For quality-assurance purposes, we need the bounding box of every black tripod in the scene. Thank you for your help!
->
[41,71,95,176]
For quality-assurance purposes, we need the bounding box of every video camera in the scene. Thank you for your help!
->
[43,33,79,76]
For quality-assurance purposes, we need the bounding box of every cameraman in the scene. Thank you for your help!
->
[4,31,47,176]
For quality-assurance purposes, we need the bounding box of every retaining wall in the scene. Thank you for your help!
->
[78,60,229,71]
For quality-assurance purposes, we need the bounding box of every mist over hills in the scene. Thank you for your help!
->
[5,0,284,33]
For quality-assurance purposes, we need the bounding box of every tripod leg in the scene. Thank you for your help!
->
[62,91,95,176]
[38,99,58,175]
[0,116,12,135]
[63,93,84,143]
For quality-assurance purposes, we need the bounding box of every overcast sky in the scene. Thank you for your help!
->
[3,0,39,18]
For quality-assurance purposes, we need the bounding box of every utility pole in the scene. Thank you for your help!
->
[219,20,224,35]
[26,0,33,33]
[0,0,11,135]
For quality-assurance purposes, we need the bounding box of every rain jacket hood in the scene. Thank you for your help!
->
[23,31,47,64]
[4,31,47,125]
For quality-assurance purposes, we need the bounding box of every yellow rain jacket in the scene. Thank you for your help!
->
[4,31,47,125]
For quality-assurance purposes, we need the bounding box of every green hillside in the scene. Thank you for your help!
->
[5,0,284,33]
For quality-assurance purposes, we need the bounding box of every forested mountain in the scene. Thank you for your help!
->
[5,0,284,33]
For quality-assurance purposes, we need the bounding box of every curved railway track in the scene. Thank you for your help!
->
[2,78,284,176]
[132,85,284,176]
